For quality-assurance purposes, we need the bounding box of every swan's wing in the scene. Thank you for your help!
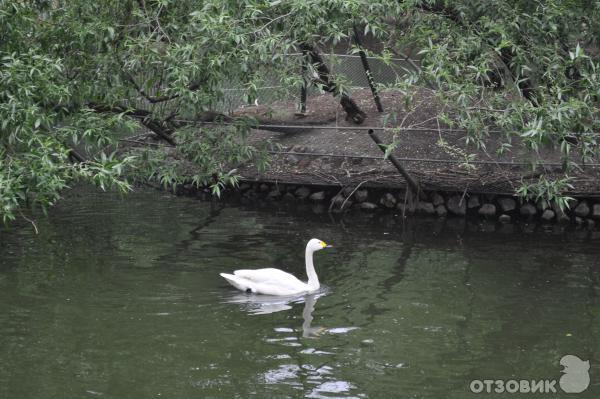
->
[233,268,302,284]
[229,268,308,295]
[220,273,251,292]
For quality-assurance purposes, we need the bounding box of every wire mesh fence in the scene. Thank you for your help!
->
[125,53,417,116]
[214,53,417,114]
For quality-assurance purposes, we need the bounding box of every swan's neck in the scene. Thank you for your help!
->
[305,247,320,290]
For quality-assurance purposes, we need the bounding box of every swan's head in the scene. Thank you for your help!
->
[307,238,331,253]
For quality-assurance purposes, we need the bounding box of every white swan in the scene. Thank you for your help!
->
[220,238,331,296]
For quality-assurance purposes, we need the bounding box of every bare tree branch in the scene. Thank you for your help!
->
[88,103,177,145]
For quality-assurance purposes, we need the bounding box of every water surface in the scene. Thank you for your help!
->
[1,187,599,398]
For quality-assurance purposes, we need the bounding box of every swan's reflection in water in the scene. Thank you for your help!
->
[222,290,361,397]
[222,289,331,337]
[222,288,360,340]
[300,292,325,338]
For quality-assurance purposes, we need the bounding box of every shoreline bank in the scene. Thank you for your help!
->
[162,179,600,229]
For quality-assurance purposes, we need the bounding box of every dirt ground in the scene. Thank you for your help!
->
[234,88,600,196]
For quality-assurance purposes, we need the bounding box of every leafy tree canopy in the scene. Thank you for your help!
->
[2,0,600,224]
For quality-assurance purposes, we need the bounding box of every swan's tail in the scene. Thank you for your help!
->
[220,273,251,292]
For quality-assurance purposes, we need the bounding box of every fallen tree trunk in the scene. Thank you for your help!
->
[91,102,329,144]
[299,44,367,124]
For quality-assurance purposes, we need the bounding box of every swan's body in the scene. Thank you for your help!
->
[220,238,330,296]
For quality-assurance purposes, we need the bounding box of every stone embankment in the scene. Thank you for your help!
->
[173,180,600,228]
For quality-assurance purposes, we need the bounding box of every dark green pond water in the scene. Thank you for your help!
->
[1,187,599,398]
